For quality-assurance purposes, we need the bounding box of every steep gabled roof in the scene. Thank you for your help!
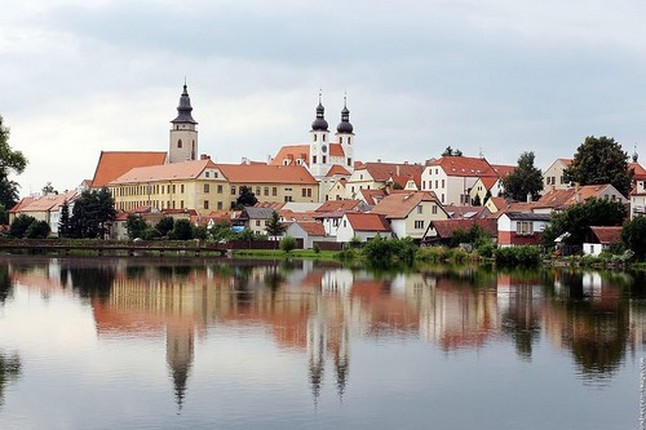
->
[326,165,351,177]
[91,151,167,187]
[589,226,622,244]
[292,221,326,236]
[629,162,646,180]
[359,189,387,206]
[217,164,318,185]
[270,145,309,166]
[359,162,424,182]
[371,191,443,219]
[428,156,497,177]
[329,143,345,157]
[345,212,391,232]
[108,159,216,184]
[479,176,499,190]
[430,218,498,239]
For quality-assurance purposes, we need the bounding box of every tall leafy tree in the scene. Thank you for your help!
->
[9,214,36,238]
[58,201,71,238]
[41,182,55,195]
[564,136,632,197]
[155,216,175,237]
[125,215,149,240]
[233,186,258,210]
[501,152,543,202]
[542,197,627,246]
[69,188,116,239]
[622,216,646,260]
[265,211,287,236]
[0,116,27,210]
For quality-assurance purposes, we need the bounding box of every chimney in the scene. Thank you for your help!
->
[526,192,532,203]
[377,158,382,163]
[200,154,210,160]
[396,165,400,175]
[241,157,249,165]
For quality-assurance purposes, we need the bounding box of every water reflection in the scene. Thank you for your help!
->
[2,257,646,413]
[0,352,20,408]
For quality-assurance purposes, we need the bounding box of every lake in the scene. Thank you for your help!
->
[0,256,644,429]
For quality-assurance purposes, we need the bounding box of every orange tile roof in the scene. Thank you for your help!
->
[534,184,621,210]
[590,226,622,244]
[270,145,309,166]
[371,191,442,219]
[479,176,498,190]
[429,156,497,177]
[488,197,508,211]
[345,212,391,232]
[279,209,316,222]
[217,163,318,185]
[490,164,516,178]
[293,221,326,236]
[10,196,35,213]
[91,151,167,187]
[326,165,351,177]
[12,190,78,213]
[360,189,387,206]
[430,218,498,239]
[361,162,424,182]
[629,162,646,180]
[329,143,344,157]
[255,202,285,210]
[316,199,363,213]
[108,159,216,184]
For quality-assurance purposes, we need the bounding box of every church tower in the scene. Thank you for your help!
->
[169,83,198,164]
[336,95,354,170]
[309,93,330,177]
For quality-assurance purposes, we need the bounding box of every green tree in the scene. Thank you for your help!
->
[10,214,36,238]
[0,116,27,210]
[280,236,297,253]
[232,186,258,210]
[542,197,627,247]
[170,219,194,240]
[69,188,116,239]
[125,215,149,240]
[25,220,50,239]
[155,216,174,237]
[41,182,55,195]
[622,216,646,260]
[58,201,71,238]
[192,225,208,240]
[442,146,463,156]
[0,205,8,225]
[265,211,287,236]
[501,152,543,202]
[564,136,632,197]
[0,352,21,407]
[209,221,234,242]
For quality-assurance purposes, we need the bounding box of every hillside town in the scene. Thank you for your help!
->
[8,84,646,255]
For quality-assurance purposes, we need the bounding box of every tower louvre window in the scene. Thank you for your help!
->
[177,139,183,148]
[348,137,351,144]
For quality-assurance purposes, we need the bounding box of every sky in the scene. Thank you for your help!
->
[3,0,646,196]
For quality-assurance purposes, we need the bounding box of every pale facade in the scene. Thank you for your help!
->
[387,201,448,240]
[542,159,572,192]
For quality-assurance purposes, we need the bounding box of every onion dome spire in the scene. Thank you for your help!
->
[336,93,353,134]
[171,81,197,124]
[311,90,329,131]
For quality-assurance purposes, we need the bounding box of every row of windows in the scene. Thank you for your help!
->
[416,204,439,215]
[114,182,229,198]
[229,186,314,198]
[545,176,567,185]
[422,179,445,190]
[118,199,225,211]
[203,184,224,193]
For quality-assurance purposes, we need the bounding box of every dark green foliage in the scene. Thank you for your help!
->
[142,227,162,240]
[69,188,116,239]
[0,116,27,210]
[265,211,287,236]
[362,236,417,267]
[542,198,627,246]
[58,201,71,238]
[564,136,632,197]
[233,186,258,210]
[622,216,646,260]
[472,194,482,206]
[192,225,208,240]
[41,182,55,195]
[155,216,174,237]
[125,215,149,240]
[10,214,37,238]
[25,220,50,239]
[170,219,194,240]
[280,236,297,253]
[449,224,492,248]
[495,246,542,267]
[209,221,235,242]
[442,146,463,156]
[501,152,543,202]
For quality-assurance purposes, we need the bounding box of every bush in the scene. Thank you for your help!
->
[280,236,297,253]
[155,216,175,237]
[416,246,449,263]
[170,219,194,240]
[25,220,51,239]
[313,243,321,254]
[142,227,162,240]
[192,225,208,240]
[10,214,37,238]
[495,246,542,268]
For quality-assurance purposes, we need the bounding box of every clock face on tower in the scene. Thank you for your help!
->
[321,144,328,153]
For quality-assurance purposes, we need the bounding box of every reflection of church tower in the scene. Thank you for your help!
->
[169,82,199,164]
[166,322,195,413]
[307,301,326,407]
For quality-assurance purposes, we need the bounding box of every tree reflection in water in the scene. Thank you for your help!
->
[0,352,21,408]
[0,265,13,304]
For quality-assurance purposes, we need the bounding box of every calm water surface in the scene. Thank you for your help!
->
[0,256,644,429]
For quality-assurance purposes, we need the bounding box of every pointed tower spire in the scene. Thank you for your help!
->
[336,93,353,134]
[172,82,197,125]
[169,82,199,163]
[311,90,329,131]
[633,143,639,163]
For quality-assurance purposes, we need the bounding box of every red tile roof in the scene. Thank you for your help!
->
[479,176,498,190]
[326,165,351,177]
[293,221,326,236]
[488,197,508,211]
[371,191,443,219]
[534,184,623,210]
[490,164,516,178]
[217,164,318,185]
[91,151,167,187]
[360,189,387,206]
[109,159,215,184]
[359,162,424,182]
[428,156,497,177]
[590,226,622,245]
[430,218,498,239]
[345,212,391,232]
[316,199,363,213]
[629,162,646,180]
[11,190,78,213]
[329,143,345,157]
[270,145,309,166]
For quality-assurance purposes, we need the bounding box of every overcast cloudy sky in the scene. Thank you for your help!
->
[3,0,646,195]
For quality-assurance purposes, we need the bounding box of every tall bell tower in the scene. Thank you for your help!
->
[169,82,198,164]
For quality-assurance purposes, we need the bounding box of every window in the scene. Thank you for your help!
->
[322,156,327,164]
[441,179,445,188]
[256,220,261,227]
[560,176,566,184]
[217,202,223,210]
[347,157,352,166]
[256,187,261,195]
[180,184,184,193]
[204,200,209,210]
[435,180,438,189]
[231,186,236,195]
[516,221,533,235]
[307,188,312,197]
[177,139,183,148]
[172,201,176,209]
[284,196,293,202]
[343,220,347,227]
[180,200,184,209]
[302,188,307,197]
[417,205,423,214]
[423,181,426,189]
[214,171,218,178]
[313,155,317,164]
[205,171,210,178]
[348,137,351,145]
[217,185,223,193]
[414,220,424,229]
[432,205,438,214]
[322,134,326,142]
[272,187,277,196]
[204,184,210,193]
[172,185,176,194]
[314,134,317,142]
[264,187,269,196]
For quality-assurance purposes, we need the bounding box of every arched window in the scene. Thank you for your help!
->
[313,134,317,142]
[177,139,183,148]
[348,137,352,145]
[322,134,326,142]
